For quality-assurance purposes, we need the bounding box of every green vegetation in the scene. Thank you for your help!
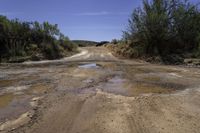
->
[0,16,77,63]
[96,41,110,46]
[111,39,118,44]
[72,40,98,47]
[113,0,200,64]
[73,40,110,47]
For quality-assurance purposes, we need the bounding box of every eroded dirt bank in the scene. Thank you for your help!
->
[0,47,200,133]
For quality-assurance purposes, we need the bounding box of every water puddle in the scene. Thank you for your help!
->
[26,84,51,94]
[168,73,182,78]
[143,76,161,82]
[0,79,17,88]
[99,76,175,96]
[5,86,29,93]
[99,76,128,96]
[0,75,39,88]
[78,63,101,69]
[0,95,32,124]
[82,79,94,83]
[0,83,51,125]
[0,73,8,80]
[0,112,33,132]
[0,93,14,108]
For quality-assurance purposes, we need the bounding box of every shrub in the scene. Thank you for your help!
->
[111,39,118,44]
[123,0,200,60]
[0,16,77,62]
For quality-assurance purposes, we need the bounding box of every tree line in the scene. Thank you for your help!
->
[122,0,200,63]
[0,16,77,62]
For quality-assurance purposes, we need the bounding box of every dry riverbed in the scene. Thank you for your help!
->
[0,47,200,133]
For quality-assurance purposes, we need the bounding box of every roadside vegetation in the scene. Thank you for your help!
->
[0,16,77,63]
[72,40,98,47]
[108,0,200,64]
[73,40,109,47]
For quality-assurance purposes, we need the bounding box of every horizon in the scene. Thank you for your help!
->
[0,0,198,42]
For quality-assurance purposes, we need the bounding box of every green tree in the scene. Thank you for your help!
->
[0,15,77,62]
[124,0,200,58]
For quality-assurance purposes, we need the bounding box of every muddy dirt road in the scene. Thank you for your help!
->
[0,47,200,133]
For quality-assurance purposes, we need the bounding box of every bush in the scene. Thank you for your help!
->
[111,39,118,44]
[60,40,77,51]
[0,16,77,62]
[122,0,200,61]
[41,42,63,59]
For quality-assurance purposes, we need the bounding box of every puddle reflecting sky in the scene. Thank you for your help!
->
[79,63,101,69]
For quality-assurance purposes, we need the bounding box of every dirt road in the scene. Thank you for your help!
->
[0,47,200,133]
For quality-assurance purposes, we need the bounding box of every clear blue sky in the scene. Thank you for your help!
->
[0,0,198,41]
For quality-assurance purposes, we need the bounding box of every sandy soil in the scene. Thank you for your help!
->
[0,47,200,133]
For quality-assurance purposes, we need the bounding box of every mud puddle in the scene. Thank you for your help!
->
[0,94,32,123]
[26,83,52,95]
[0,82,52,127]
[0,93,14,108]
[0,79,18,88]
[78,63,101,69]
[98,76,175,96]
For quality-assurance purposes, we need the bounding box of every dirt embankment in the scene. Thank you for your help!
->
[106,44,200,67]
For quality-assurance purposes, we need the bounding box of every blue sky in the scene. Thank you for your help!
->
[0,0,198,41]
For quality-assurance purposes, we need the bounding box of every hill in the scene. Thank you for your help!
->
[72,40,98,47]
